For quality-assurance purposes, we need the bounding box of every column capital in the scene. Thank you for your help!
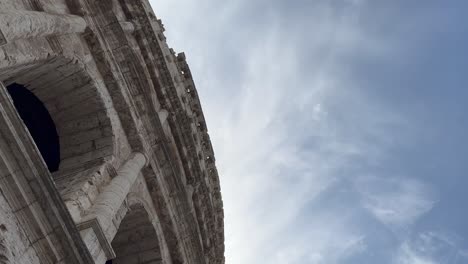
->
[130,151,149,168]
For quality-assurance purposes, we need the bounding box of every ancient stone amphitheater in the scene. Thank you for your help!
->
[0,0,224,263]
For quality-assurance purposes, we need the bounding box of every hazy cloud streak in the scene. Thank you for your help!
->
[150,0,468,263]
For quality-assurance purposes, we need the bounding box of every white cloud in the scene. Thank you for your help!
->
[149,0,433,264]
[393,231,468,264]
[355,176,436,231]
[394,242,437,264]
[273,224,367,264]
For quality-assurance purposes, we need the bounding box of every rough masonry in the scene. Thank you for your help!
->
[0,0,224,263]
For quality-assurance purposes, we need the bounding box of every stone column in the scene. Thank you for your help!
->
[0,10,87,46]
[77,152,147,264]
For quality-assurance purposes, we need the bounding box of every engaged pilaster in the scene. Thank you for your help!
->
[77,152,148,264]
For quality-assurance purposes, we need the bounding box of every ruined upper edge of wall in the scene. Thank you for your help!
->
[107,0,225,262]
[143,4,226,263]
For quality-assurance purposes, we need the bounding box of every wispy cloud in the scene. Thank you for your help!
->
[355,176,436,232]
[153,0,403,263]
[393,232,468,264]
[394,241,437,264]
[150,0,467,264]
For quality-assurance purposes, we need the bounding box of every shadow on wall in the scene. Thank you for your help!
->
[7,83,60,172]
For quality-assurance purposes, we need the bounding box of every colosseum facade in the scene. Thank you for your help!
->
[0,0,224,263]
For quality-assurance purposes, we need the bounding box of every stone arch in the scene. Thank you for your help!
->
[0,56,118,219]
[109,203,164,264]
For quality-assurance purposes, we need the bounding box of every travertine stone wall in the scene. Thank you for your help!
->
[0,0,224,263]
[0,82,94,264]
[0,11,86,43]
[0,190,39,264]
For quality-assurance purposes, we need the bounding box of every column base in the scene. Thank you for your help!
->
[77,218,116,263]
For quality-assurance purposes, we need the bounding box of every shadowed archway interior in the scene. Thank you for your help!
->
[108,204,163,264]
[7,83,60,172]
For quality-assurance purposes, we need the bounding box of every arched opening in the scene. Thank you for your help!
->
[108,204,163,264]
[7,83,60,172]
[0,56,118,221]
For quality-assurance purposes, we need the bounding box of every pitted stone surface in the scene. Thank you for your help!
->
[0,0,224,264]
[0,10,86,43]
[0,30,5,46]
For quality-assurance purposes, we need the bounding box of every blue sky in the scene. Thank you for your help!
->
[150,0,468,263]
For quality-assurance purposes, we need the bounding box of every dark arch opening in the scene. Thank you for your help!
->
[7,83,60,172]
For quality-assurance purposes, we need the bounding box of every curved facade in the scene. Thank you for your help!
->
[0,1,224,263]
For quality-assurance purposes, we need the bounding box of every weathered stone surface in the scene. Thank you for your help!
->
[0,0,225,263]
[0,30,5,46]
[0,11,86,44]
